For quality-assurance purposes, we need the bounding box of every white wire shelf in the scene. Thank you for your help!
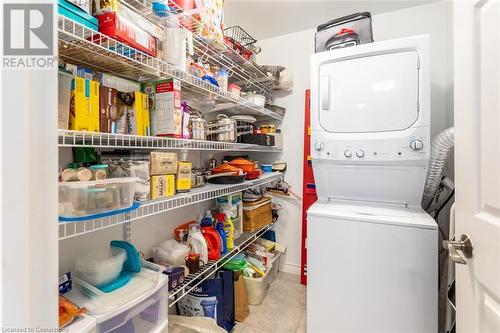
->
[168,223,273,307]
[119,0,276,97]
[58,172,282,240]
[58,130,283,152]
[57,15,283,121]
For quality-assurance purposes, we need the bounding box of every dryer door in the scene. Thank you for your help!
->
[318,51,419,133]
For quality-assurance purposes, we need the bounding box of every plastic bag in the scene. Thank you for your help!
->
[177,270,235,332]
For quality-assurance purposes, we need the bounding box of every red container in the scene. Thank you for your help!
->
[246,170,262,180]
[200,224,221,261]
[96,12,157,57]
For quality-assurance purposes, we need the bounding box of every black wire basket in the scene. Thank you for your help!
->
[223,25,257,47]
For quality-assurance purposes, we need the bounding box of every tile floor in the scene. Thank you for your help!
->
[233,272,307,333]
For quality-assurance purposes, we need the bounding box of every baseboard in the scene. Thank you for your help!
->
[280,263,301,275]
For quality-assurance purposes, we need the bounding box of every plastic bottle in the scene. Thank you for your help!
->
[205,210,214,224]
[187,224,208,264]
[215,213,227,254]
[200,217,221,260]
[223,211,235,249]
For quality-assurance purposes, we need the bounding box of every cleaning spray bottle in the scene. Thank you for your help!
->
[215,213,227,254]
[200,217,221,260]
[223,210,235,250]
[187,223,208,264]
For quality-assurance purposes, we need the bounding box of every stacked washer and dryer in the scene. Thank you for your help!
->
[307,35,438,332]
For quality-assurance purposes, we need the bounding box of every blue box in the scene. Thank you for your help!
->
[58,0,98,31]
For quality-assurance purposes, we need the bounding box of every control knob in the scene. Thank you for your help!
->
[410,139,424,151]
[314,141,325,151]
[344,150,352,158]
[356,150,365,158]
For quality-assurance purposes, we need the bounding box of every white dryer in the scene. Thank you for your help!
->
[307,35,438,332]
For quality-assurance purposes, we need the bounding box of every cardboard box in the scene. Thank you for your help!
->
[151,175,175,199]
[96,12,157,57]
[69,77,100,132]
[142,79,182,137]
[176,161,192,192]
[99,85,117,133]
[126,92,150,136]
[150,152,178,175]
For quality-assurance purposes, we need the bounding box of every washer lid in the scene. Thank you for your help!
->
[308,200,437,230]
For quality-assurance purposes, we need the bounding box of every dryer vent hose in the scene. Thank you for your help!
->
[422,127,455,209]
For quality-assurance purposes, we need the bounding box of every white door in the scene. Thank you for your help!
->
[454,0,500,332]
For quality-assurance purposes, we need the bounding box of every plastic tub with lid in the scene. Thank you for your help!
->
[58,177,137,218]
[75,247,127,287]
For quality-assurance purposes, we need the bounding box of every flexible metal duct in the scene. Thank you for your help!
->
[422,127,455,209]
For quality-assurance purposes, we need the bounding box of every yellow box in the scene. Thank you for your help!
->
[176,161,192,192]
[151,175,175,199]
[69,77,99,132]
[127,92,150,136]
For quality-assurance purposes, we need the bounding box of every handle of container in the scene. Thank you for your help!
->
[103,298,158,333]
[321,75,330,111]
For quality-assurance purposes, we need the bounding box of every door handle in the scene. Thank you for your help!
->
[321,75,330,110]
[443,234,473,265]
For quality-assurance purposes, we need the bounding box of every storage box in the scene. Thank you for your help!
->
[66,271,167,333]
[149,152,178,175]
[176,161,192,192]
[69,77,100,132]
[267,133,283,148]
[142,79,182,137]
[151,175,175,199]
[59,69,73,130]
[243,196,272,232]
[58,178,137,217]
[126,92,150,136]
[98,86,117,133]
[96,12,157,57]
[58,0,98,31]
[243,265,272,305]
[240,134,275,146]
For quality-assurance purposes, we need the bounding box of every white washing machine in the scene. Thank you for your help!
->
[307,35,438,332]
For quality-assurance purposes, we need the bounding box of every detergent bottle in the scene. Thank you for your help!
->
[205,210,213,224]
[223,210,235,249]
[187,224,208,264]
[215,213,227,254]
[200,217,221,260]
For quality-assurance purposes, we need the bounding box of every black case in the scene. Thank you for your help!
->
[315,12,373,53]
[240,134,275,146]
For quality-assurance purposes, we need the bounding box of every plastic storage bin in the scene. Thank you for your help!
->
[243,265,272,305]
[59,178,138,218]
[65,314,97,333]
[75,247,127,287]
[66,272,167,333]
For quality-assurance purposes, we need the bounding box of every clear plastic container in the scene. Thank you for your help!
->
[59,178,138,217]
[244,266,272,305]
[75,247,127,287]
[65,271,167,333]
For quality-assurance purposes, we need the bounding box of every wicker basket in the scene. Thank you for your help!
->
[243,196,272,232]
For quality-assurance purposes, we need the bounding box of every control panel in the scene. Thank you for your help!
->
[310,128,429,164]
